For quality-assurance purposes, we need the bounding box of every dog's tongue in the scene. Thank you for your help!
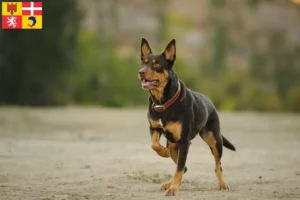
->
[142,80,152,88]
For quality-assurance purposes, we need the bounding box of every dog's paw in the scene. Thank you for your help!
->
[165,184,178,196]
[158,148,170,158]
[219,181,230,190]
[160,180,172,190]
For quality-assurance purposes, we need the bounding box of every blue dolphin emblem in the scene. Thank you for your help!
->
[28,16,36,28]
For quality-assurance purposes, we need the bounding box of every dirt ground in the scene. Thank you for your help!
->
[0,107,299,200]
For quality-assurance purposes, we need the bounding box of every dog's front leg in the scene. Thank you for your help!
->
[150,127,170,158]
[165,128,190,196]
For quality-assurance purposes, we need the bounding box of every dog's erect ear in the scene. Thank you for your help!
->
[141,38,152,59]
[162,39,176,62]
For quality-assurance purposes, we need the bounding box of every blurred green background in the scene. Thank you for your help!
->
[1,0,300,112]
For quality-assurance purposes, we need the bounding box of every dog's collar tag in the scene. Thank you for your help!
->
[151,81,181,112]
[153,104,166,112]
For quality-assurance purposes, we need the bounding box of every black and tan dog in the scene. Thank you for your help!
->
[138,38,236,196]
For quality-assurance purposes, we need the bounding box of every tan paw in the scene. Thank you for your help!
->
[160,180,172,190]
[158,148,170,158]
[165,184,178,196]
[219,181,230,190]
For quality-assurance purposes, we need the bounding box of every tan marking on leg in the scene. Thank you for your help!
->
[166,169,184,196]
[160,142,178,190]
[151,131,170,158]
[168,142,178,164]
[165,121,182,141]
[149,119,162,129]
[160,180,172,191]
[202,131,229,190]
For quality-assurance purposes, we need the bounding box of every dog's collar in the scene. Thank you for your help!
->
[151,81,181,112]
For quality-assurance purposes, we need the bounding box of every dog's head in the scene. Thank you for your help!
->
[138,38,176,90]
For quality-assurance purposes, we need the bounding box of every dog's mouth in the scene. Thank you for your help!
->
[141,78,159,89]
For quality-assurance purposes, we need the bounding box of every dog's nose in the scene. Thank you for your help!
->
[138,68,146,76]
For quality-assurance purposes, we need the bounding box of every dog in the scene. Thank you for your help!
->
[138,38,236,196]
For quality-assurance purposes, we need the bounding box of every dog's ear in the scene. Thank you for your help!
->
[162,39,176,62]
[141,38,152,60]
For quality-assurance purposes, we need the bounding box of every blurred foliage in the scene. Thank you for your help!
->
[0,0,300,112]
[73,32,147,107]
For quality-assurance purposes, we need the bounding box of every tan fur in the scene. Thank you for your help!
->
[150,126,170,158]
[168,142,178,164]
[165,169,184,195]
[201,131,229,189]
[148,69,169,101]
[160,141,179,191]
[164,44,176,60]
[165,121,182,141]
[149,119,162,129]
[141,43,151,57]
[160,180,172,190]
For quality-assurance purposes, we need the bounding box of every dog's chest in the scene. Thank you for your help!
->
[158,119,164,129]
[150,118,182,142]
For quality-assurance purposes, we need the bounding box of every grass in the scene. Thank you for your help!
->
[124,170,173,184]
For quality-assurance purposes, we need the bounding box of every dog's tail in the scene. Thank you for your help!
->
[222,135,236,151]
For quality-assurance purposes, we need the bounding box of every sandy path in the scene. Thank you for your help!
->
[0,107,299,200]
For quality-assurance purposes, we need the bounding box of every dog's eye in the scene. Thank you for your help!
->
[144,58,149,64]
[151,59,160,67]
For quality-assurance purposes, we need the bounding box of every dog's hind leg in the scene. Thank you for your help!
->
[199,112,230,190]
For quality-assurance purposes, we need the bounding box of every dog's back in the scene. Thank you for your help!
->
[185,86,217,137]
